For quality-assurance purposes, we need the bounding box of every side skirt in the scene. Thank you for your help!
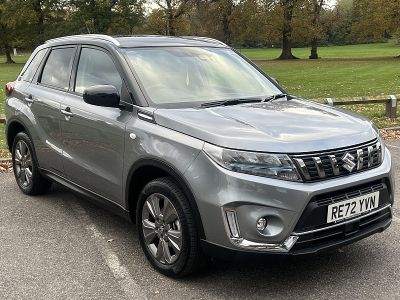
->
[40,168,132,222]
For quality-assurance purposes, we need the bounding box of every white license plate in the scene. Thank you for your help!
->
[327,191,380,223]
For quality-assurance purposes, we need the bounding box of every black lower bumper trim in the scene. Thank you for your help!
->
[201,215,392,259]
[290,214,392,255]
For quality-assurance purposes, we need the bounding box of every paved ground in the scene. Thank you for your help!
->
[0,141,399,300]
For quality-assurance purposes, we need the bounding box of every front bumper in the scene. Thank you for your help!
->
[184,148,394,254]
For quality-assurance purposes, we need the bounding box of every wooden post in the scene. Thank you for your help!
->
[386,95,397,120]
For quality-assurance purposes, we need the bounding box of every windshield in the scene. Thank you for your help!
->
[124,47,281,107]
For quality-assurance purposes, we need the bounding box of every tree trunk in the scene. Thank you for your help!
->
[278,0,298,60]
[32,0,45,45]
[165,0,176,36]
[309,0,324,59]
[167,12,176,36]
[4,45,14,64]
[309,37,319,59]
[221,0,233,45]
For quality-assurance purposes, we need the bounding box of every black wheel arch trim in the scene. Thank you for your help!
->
[125,158,206,239]
[6,117,35,154]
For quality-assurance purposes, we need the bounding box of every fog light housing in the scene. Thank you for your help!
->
[225,210,240,238]
[256,217,267,232]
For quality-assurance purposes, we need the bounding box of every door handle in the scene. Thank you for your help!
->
[25,95,34,104]
[60,107,73,117]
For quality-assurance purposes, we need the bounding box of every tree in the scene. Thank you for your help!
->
[32,0,45,44]
[216,0,235,45]
[278,0,299,59]
[0,0,20,63]
[154,0,193,36]
[320,0,353,45]
[351,0,400,46]
[309,0,325,59]
[231,0,267,47]
[195,0,237,45]
[109,0,145,34]
[69,0,119,33]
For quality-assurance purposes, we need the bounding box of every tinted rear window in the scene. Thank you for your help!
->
[21,49,47,82]
[40,47,75,90]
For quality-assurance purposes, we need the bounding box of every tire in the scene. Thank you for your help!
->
[12,132,52,195]
[137,177,205,277]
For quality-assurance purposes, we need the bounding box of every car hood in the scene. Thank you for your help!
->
[153,99,377,153]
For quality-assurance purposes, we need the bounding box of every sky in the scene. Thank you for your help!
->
[326,0,338,6]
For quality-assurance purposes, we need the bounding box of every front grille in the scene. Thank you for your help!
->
[290,139,382,182]
[315,181,385,207]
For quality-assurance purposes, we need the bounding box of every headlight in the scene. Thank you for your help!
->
[378,136,385,163]
[374,125,385,163]
[203,143,301,181]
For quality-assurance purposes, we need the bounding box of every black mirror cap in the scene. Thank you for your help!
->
[83,85,120,108]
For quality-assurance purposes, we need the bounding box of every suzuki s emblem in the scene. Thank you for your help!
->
[341,152,356,172]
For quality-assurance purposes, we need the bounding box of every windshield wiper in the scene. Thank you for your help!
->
[200,97,263,108]
[263,93,290,102]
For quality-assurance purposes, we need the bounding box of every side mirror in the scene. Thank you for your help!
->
[83,85,120,108]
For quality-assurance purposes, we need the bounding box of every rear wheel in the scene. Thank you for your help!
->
[137,177,204,277]
[12,132,52,195]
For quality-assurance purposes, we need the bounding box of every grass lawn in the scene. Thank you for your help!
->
[0,55,29,115]
[257,59,400,99]
[0,44,399,155]
[255,58,400,128]
[0,55,29,157]
[239,42,400,60]
[0,124,8,158]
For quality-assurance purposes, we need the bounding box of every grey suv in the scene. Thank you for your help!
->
[4,35,395,277]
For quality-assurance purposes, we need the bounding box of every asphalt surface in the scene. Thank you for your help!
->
[0,141,399,300]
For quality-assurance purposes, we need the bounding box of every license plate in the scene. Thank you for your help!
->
[327,191,380,223]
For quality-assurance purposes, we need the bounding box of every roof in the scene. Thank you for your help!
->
[45,34,228,48]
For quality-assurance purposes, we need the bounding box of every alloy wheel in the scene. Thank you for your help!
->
[14,140,33,187]
[142,193,182,265]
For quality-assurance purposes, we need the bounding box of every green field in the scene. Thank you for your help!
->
[0,55,29,115]
[0,55,29,157]
[1,43,400,156]
[239,42,400,60]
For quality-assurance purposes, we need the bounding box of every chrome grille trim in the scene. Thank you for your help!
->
[293,158,311,180]
[367,146,374,167]
[356,149,363,170]
[328,155,340,175]
[290,139,382,182]
[312,157,326,178]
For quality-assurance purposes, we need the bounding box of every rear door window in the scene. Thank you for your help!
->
[20,49,47,82]
[40,47,76,90]
[74,47,122,94]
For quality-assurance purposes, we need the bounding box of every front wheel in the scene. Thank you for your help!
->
[12,132,52,195]
[137,177,205,277]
